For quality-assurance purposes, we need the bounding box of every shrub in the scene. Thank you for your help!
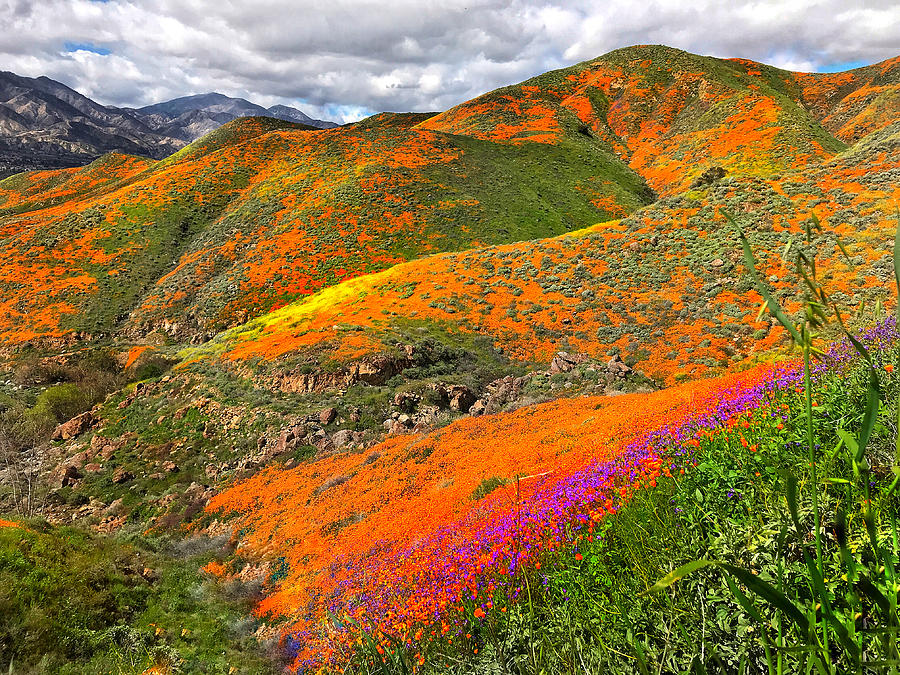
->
[30,383,89,423]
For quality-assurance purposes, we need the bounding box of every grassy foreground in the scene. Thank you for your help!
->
[334,218,900,674]
[328,322,897,674]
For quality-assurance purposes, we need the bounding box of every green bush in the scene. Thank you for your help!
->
[30,383,90,423]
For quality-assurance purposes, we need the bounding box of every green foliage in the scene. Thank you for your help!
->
[400,345,900,674]
[30,383,90,424]
[471,476,508,501]
[0,522,276,674]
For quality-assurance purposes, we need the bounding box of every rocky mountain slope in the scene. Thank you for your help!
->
[135,92,337,140]
[0,71,182,174]
[0,72,336,175]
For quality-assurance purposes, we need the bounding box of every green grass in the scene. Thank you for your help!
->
[0,522,277,674]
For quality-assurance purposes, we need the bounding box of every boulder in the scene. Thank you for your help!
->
[482,374,529,412]
[386,420,408,436]
[90,434,129,461]
[548,352,588,374]
[314,435,335,453]
[331,429,356,448]
[470,399,487,416]
[606,354,633,379]
[104,498,124,515]
[319,407,338,425]
[275,424,307,454]
[414,405,441,426]
[89,434,106,453]
[447,385,477,413]
[60,464,82,487]
[64,451,89,470]
[51,411,96,441]
[112,467,134,484]
[392,391,420,412]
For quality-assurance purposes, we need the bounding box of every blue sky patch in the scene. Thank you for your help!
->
[818,60,870,73]
[64,42,111,56]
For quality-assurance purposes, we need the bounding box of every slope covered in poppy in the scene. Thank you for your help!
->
[0,112,650,345]
[205,124,900,386]
[419,45,899,196]
[788,55,900,143]
[207,363,778,669]
[0,152,154,215]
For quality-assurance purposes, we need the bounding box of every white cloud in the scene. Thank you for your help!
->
[0,0,897,123]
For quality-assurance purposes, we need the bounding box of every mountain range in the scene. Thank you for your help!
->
[0,71,337,176]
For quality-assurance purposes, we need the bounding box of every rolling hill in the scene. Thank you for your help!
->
[0,113,652,345]
[419,46,898,195]
[3,46,897,352]
[197,91,900,387]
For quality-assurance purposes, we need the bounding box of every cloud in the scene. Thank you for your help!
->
[0,0,897,123]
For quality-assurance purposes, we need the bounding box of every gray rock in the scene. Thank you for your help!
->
[331,429,356,448]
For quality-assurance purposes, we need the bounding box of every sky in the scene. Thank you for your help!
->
[1,0,898,123]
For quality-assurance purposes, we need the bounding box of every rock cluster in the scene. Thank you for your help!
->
[272,346,418,394]
[54,433,133,486]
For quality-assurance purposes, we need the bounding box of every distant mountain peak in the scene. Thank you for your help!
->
[139,92,338,134]
[0,75,339,174]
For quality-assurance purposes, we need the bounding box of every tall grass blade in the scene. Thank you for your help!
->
[785,471,802,533]
[802,550,860,662]
[642,559,715,594]
[856,368,881,464]
[629,631,651,675]
[725,210,802,345]
[857,574,891,616]
[726,575,765,625]
[718,563,810,633]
